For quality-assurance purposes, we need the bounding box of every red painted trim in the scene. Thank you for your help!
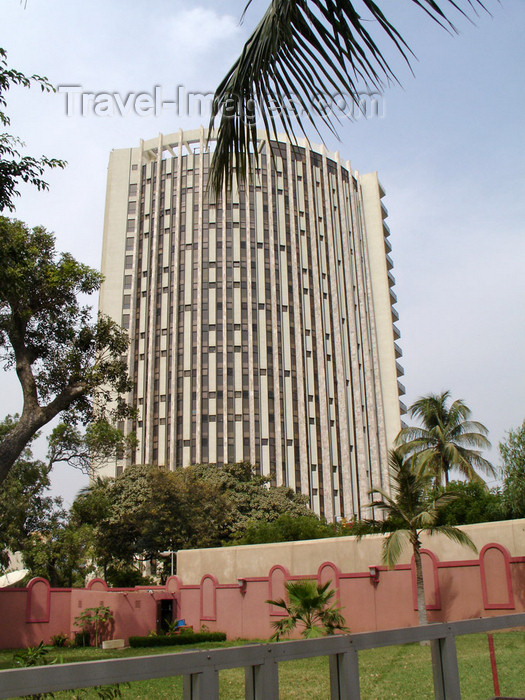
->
[317,561,341,583]
[437,559,480,568]
[317,562,341,602]
[241,577,268,583]
[479,543,515,610]
[86,578,108,591]
[26,578,51,623]
[165,575,182,597]
[200,574,218,621]
[411,549,441,611]
[268,565,290,617]
[510,555,525,563]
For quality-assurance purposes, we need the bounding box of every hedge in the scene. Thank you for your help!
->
[128,631,227,648]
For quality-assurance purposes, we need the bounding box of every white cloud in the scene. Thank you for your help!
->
[161,7,244,83]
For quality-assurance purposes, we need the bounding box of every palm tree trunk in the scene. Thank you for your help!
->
[412,543,428,626]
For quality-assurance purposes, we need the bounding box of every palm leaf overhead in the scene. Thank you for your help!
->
[396,391,494,486]
[207,0,487,193]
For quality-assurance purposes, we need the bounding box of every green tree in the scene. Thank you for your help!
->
[46,420,137,477]
[500,420,525,518]
[21,519,95,588]
[0,417,63,571]
[368,449,477,625]
[396,391,494,487]
[73,465,232,582]
[74,605,114,647]
[191,461,313,538]
[0,217,132,486]
[434,481,505,526]
[73,462,318,581]
[208,1,488,192]
[233,512,339,544]
[0,47,65,212]
[267,579,348,640]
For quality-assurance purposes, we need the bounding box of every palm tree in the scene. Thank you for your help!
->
[207,0,488,192]
[267,578,349,640]
[396,391,494,487]
[369,449,477,625]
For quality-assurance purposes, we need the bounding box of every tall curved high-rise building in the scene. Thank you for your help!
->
[99,128,405,520]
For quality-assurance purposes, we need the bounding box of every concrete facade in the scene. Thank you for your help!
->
[99,128,405,519]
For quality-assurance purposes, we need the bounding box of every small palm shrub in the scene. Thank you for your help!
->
[267,579,349,641]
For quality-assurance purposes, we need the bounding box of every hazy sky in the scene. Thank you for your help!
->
[2,0,524,505]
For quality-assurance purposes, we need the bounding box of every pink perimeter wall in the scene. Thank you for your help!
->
[174,544,525,639]
[1,541,524,648]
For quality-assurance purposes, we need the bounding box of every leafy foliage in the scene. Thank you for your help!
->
[0,416,64,572]
[72,465,232,581]
[50,634,70,648]
[0,418,135,585]
[233,512,341,544]
[190,461,313,538]
[396,390,494,487]
[74,606,114,648]
[0,47,66,212]
[267,578,348,640]
[368,449,477,624]
[434,480,505,525]
[208,0,488,192]
[47,420,137,476]
[73,462,317,580]
[0,217,132,485]
[500,420,525,518]
[21,519,95,588]
[13,640,127,699]
[13,641,58,700]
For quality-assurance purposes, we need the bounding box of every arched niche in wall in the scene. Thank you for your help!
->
[166,575,182,595]
[200,574,218,621]
[26,578,51,623]
[411,549,441,611]
[480,543,514,610]
[86,578,108,592]
[317,562,341,602]
[166,575,182,618]
[268,565,289,617]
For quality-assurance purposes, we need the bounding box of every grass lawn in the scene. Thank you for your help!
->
[0,631,523,699]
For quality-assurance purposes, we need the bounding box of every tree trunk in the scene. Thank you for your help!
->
[413,542,428,626]
[0,411,47,486]
[0,382,87,487]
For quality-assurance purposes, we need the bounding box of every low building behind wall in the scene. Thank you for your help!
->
[1,519,524,648]
[0,577,176,650]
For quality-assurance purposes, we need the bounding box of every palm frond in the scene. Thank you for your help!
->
[427,524,478,553]
[412,508,437,528]
[207,1,487,193]
[383,528,410,568]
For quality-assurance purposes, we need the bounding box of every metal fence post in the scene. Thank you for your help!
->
[182,668,219,700]
[329,648,360,699]
[431,629,461,700]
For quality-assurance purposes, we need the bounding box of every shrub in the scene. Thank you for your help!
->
[128,631,226,648]
[74,631,91,647]
[50,633,70,647]
[74,605,114,647]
